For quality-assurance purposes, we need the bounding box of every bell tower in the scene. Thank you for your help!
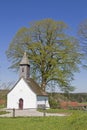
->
[19,52,30,79]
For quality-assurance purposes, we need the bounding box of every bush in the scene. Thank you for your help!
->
[49,98,60,109]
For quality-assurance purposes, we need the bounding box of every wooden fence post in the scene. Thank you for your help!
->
[13,108,15,117]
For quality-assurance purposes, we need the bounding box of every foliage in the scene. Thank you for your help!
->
[6,19,82,92]
[64,93,87,102]
[48,93,68,108]
[49,93,87,109]
[49,97,59,109]
[0,90,8,99]
[0,90,9,107]
[78,19,87,52]
[78,19,87,67]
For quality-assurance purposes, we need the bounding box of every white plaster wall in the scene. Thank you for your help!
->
[37,96,50,108]
[7,78,37,109]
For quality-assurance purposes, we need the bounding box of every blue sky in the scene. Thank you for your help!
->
[0,0,87,92]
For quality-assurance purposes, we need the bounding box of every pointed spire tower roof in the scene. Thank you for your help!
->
[20,52,30,65]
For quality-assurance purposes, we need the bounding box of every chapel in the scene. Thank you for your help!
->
[7,52,50,109]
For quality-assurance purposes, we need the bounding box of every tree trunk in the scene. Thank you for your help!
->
[41,82,46,92]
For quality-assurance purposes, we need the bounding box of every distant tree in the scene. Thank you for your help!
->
[0,81,15,90]
[6,19,81,92]
[78,19,87,67]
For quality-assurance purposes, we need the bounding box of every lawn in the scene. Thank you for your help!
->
[0,109,87,130]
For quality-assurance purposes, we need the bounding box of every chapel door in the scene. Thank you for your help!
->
[19,98,23,109]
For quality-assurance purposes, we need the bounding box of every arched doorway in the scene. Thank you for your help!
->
[19,98,23,109]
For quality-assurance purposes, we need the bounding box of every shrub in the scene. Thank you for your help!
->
[49,98,60,109]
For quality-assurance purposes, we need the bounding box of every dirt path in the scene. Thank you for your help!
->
[0,109,66,117]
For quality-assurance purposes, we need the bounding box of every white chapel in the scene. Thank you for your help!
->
[7,52,50,109]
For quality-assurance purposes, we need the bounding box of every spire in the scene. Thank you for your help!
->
[20,52,30,65]
[19,52,30,79]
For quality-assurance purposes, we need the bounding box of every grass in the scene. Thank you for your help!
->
[0,109,87,130]
[0,111,9,115]
[39,108,72,113]
[0,105,9,115]
[38,108,76,115]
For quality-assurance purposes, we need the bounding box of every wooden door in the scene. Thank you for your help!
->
[19,98,23,109]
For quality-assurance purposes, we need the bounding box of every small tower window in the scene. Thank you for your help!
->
[22,68,24,72]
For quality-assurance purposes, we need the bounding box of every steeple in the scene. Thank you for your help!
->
[19,52,30,79]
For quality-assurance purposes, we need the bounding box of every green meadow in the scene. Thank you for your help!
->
[0,109,87,130]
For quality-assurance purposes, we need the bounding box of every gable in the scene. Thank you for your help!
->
[8,78,36,97]
[8,77,48,97]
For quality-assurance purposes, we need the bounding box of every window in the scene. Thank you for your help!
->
[22,68,24,72]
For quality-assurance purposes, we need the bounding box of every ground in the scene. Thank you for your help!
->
[0,109,66,117]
